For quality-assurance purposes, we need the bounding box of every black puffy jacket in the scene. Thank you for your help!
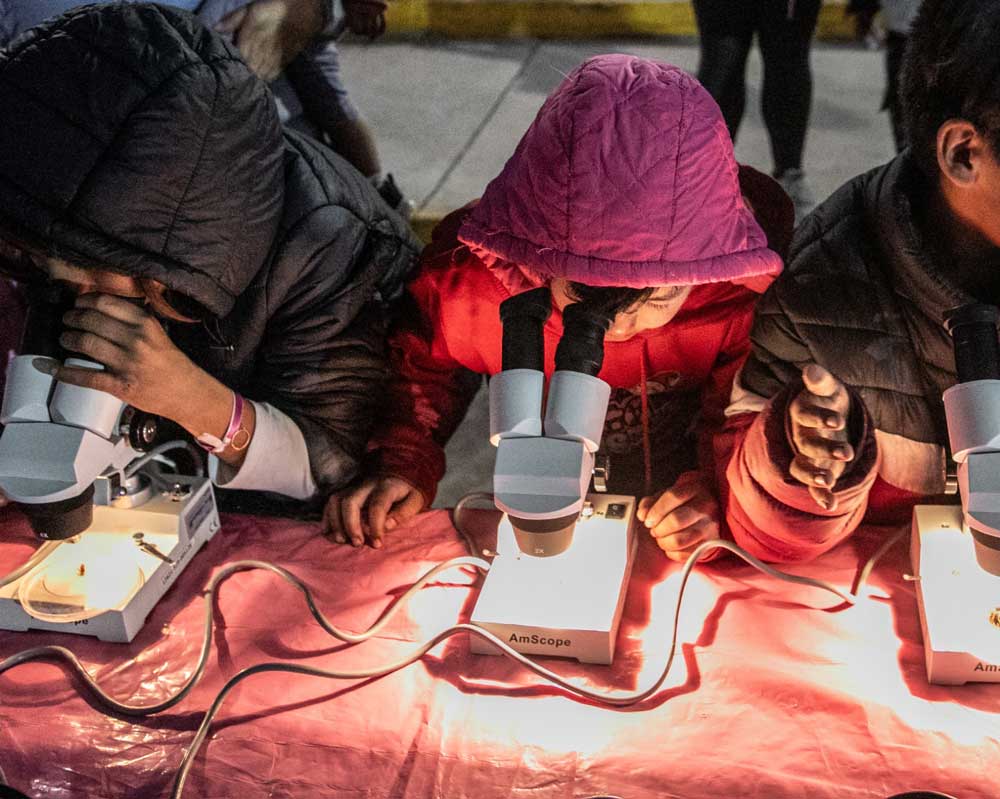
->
[0,4,420,508]
[735,152,969,515]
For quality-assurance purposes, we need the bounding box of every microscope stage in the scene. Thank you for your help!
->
[470,493,637,665]
[0,477,219,642]
[911,505,1000,684]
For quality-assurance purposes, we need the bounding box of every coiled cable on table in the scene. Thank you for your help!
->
[0,500,906,798]
[0,555,489,715]
[167,535,901,798]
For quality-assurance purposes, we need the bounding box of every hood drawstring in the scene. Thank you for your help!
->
[639,338,652,497]
[787,0,796,19]
[203,317,234,352]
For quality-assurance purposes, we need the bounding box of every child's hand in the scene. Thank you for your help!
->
[637,471,720,561]
[323,475,425,548]
[787,364,856,511]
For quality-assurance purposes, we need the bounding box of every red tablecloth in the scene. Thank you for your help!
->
[1,505,998,799]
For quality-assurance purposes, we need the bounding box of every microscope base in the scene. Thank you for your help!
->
[470,493,637,665]
[0,476,219,642]
[911,505,1000,684]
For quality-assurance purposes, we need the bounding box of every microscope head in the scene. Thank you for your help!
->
[490,288,612,557]
[943,303,1000,574]
[0,354,149,538]
[0,297,153,539]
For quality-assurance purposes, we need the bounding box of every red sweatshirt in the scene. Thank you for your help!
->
[369,208,770,507]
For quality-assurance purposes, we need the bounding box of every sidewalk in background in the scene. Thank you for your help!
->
[337,37,897,504]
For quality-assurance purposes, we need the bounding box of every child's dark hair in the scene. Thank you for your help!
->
[901,0,1000,176]
[567,282,656,316]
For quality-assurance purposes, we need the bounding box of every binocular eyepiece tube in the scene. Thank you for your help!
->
[499,286,552,372]
[945,303,1000,384]
[494,289,612,557]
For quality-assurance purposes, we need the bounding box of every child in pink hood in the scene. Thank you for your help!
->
[327,55,792,560]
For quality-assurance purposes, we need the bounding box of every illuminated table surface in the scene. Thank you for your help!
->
[0,505,998,799]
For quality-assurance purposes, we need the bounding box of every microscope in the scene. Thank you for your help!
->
[470,288,639,665]
[912,303,1000,683]
[0,293,219,642]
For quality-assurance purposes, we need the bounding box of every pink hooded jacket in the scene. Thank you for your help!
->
[370,55,790,506]
[459,54,783,293]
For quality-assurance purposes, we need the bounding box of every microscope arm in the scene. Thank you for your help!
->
[943,377,1000,572]
[0,423,133,504]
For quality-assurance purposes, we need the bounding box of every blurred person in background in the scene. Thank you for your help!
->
[847,0,922,152]
[0,0,411,213]
[693,0,822,220]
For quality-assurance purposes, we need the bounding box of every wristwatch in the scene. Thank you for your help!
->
[197,391,250,455]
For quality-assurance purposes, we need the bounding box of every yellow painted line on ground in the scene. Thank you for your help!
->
[387,0,855,41]
[410,212,439,244]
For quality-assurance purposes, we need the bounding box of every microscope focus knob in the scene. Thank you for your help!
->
[119,407,159,451]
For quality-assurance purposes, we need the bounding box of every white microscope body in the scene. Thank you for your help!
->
[912,304,1000,683]
[470,289,638,665]
[0,302,219,642]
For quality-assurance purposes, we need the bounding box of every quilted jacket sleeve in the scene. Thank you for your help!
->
[699,303,754,495]
[253,278,391,495]
[367,265,482,507]
[250,182,420,496]
[720,281,881,563]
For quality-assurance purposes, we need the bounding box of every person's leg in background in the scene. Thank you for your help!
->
[884,30,909,153]
[693,0,758,142]
[757,0,822,218]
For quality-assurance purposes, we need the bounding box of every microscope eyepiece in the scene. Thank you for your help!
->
[555,303,612,377]
[499,287,552,371]
[945,303,1000,383]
